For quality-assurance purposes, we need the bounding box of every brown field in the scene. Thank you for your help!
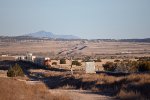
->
[0,76,71,100]
[29,68,150,100]
[0,40,150,100]
[0,40,150,58]
[0,60,150,100]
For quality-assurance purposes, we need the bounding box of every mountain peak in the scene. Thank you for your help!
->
[37,30,47,33]
[24,31,79,39]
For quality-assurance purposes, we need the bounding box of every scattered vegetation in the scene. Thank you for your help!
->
[94,58,102,62]
[0,77,71,100]
[72,60,82,66]
[138,61,150,72]
[82,56,91,62]
[52,62,57,65]
[114,59,120,62]
[40,71,150,100]
[138,57,150,61]
[103,60,150,73]
[1,58,150,100]
[7,63,24,77]
[102,62,117,72]
[60,59,66,64]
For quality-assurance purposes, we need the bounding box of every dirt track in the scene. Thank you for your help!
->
[0,72,115,100]
[23,77,116,100]
[49,89,116,100]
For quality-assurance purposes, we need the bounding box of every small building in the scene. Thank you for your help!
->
[1,55,8,57]
[17,53,36,62]
[26,53,35,62]
[0,56,17,61]
[17,56,25,61]
[44,60,51,66]
[34,57,50,66]
[85,61,96,73]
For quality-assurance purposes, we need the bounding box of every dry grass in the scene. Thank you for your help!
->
[0,40,150,57]
[0,77,71,100]
[125,73,150,84]
[2,63,149,100]
[1,68,149,100]
[117,90,143,100]
[38,70,150,99]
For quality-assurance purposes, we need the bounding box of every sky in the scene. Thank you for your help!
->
[0,0,150,39]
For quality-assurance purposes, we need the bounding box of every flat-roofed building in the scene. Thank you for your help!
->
[85,61,96,73]
[0,56,17,61]
[34,57,50,66]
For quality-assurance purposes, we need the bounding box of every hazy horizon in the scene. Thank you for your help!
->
[0,0,150,39]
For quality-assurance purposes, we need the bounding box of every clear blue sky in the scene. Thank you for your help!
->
[0,0,150,39]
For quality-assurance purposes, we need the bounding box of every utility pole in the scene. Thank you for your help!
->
[70,57,73,75]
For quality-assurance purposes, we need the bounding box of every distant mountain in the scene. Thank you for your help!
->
[24,31,80,39]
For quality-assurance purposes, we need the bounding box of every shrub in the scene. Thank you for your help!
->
[52,62,57,65]
[115,61,139,73]
[72,61,82,66]
[60,59,66,64]
[103,62,117,72]
[94,58,102,62]
[7,63,24,77]
[103,60,150,73]
[138,61,150,72]
[82,56,91,62]
[123,59,130,62]
[138,57,150,61]
[114,59,120,62]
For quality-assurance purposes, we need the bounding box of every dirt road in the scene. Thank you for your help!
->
[49,89,116,100]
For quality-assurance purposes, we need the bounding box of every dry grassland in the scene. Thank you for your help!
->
[0,77,70,100]
[30,68,150,100]
[0,41,150,57]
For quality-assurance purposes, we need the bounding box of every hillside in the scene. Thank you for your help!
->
[24,31,80,39]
